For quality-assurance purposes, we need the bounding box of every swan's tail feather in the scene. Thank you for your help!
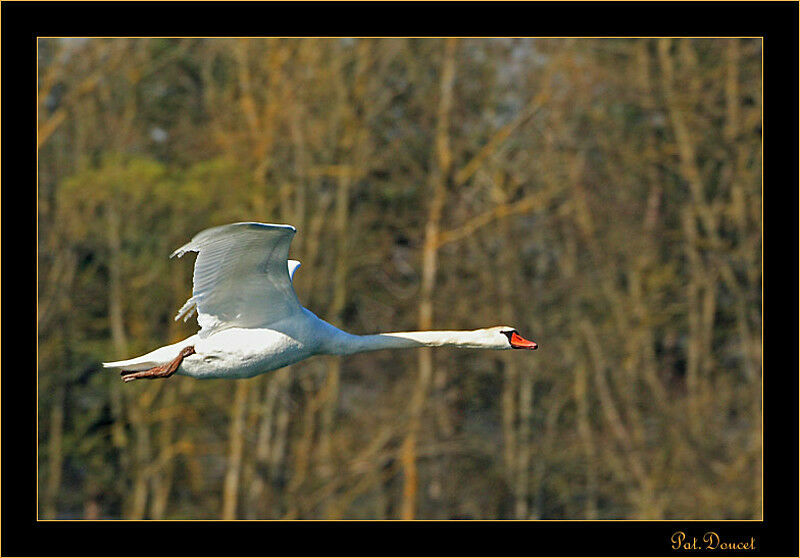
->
[102,358,160,371]
[102,337,197,371]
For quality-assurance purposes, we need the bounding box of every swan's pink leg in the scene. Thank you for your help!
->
[121,346,196,383]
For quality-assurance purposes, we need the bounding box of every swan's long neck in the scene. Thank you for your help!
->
[323,327,490,356]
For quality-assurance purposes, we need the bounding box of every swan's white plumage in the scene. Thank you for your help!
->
[171,222,302,336]
[103,221,537,380]
[288,259,301,281]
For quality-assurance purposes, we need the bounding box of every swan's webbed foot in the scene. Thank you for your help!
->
[121,346,196,383]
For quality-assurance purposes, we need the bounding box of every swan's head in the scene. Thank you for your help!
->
[482,326,538,350]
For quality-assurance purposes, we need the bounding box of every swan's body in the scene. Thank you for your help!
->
[103,222,537,381]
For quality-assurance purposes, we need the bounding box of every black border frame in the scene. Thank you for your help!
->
[7,1,798,556]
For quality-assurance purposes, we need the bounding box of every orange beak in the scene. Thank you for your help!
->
[510,332,538,350]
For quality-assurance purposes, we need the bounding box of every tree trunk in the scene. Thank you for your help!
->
[221,380,251,519]
[401,38,457,520]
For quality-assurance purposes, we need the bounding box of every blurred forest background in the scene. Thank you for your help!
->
[37,38,762,520]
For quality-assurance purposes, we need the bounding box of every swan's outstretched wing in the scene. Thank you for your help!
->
[171,222,302,335]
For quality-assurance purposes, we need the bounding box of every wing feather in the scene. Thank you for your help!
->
[171,222,301,335]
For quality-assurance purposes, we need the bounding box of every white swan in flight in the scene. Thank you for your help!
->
[103,222,538,382]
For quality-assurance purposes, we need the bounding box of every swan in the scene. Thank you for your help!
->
[103,222,538,382]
